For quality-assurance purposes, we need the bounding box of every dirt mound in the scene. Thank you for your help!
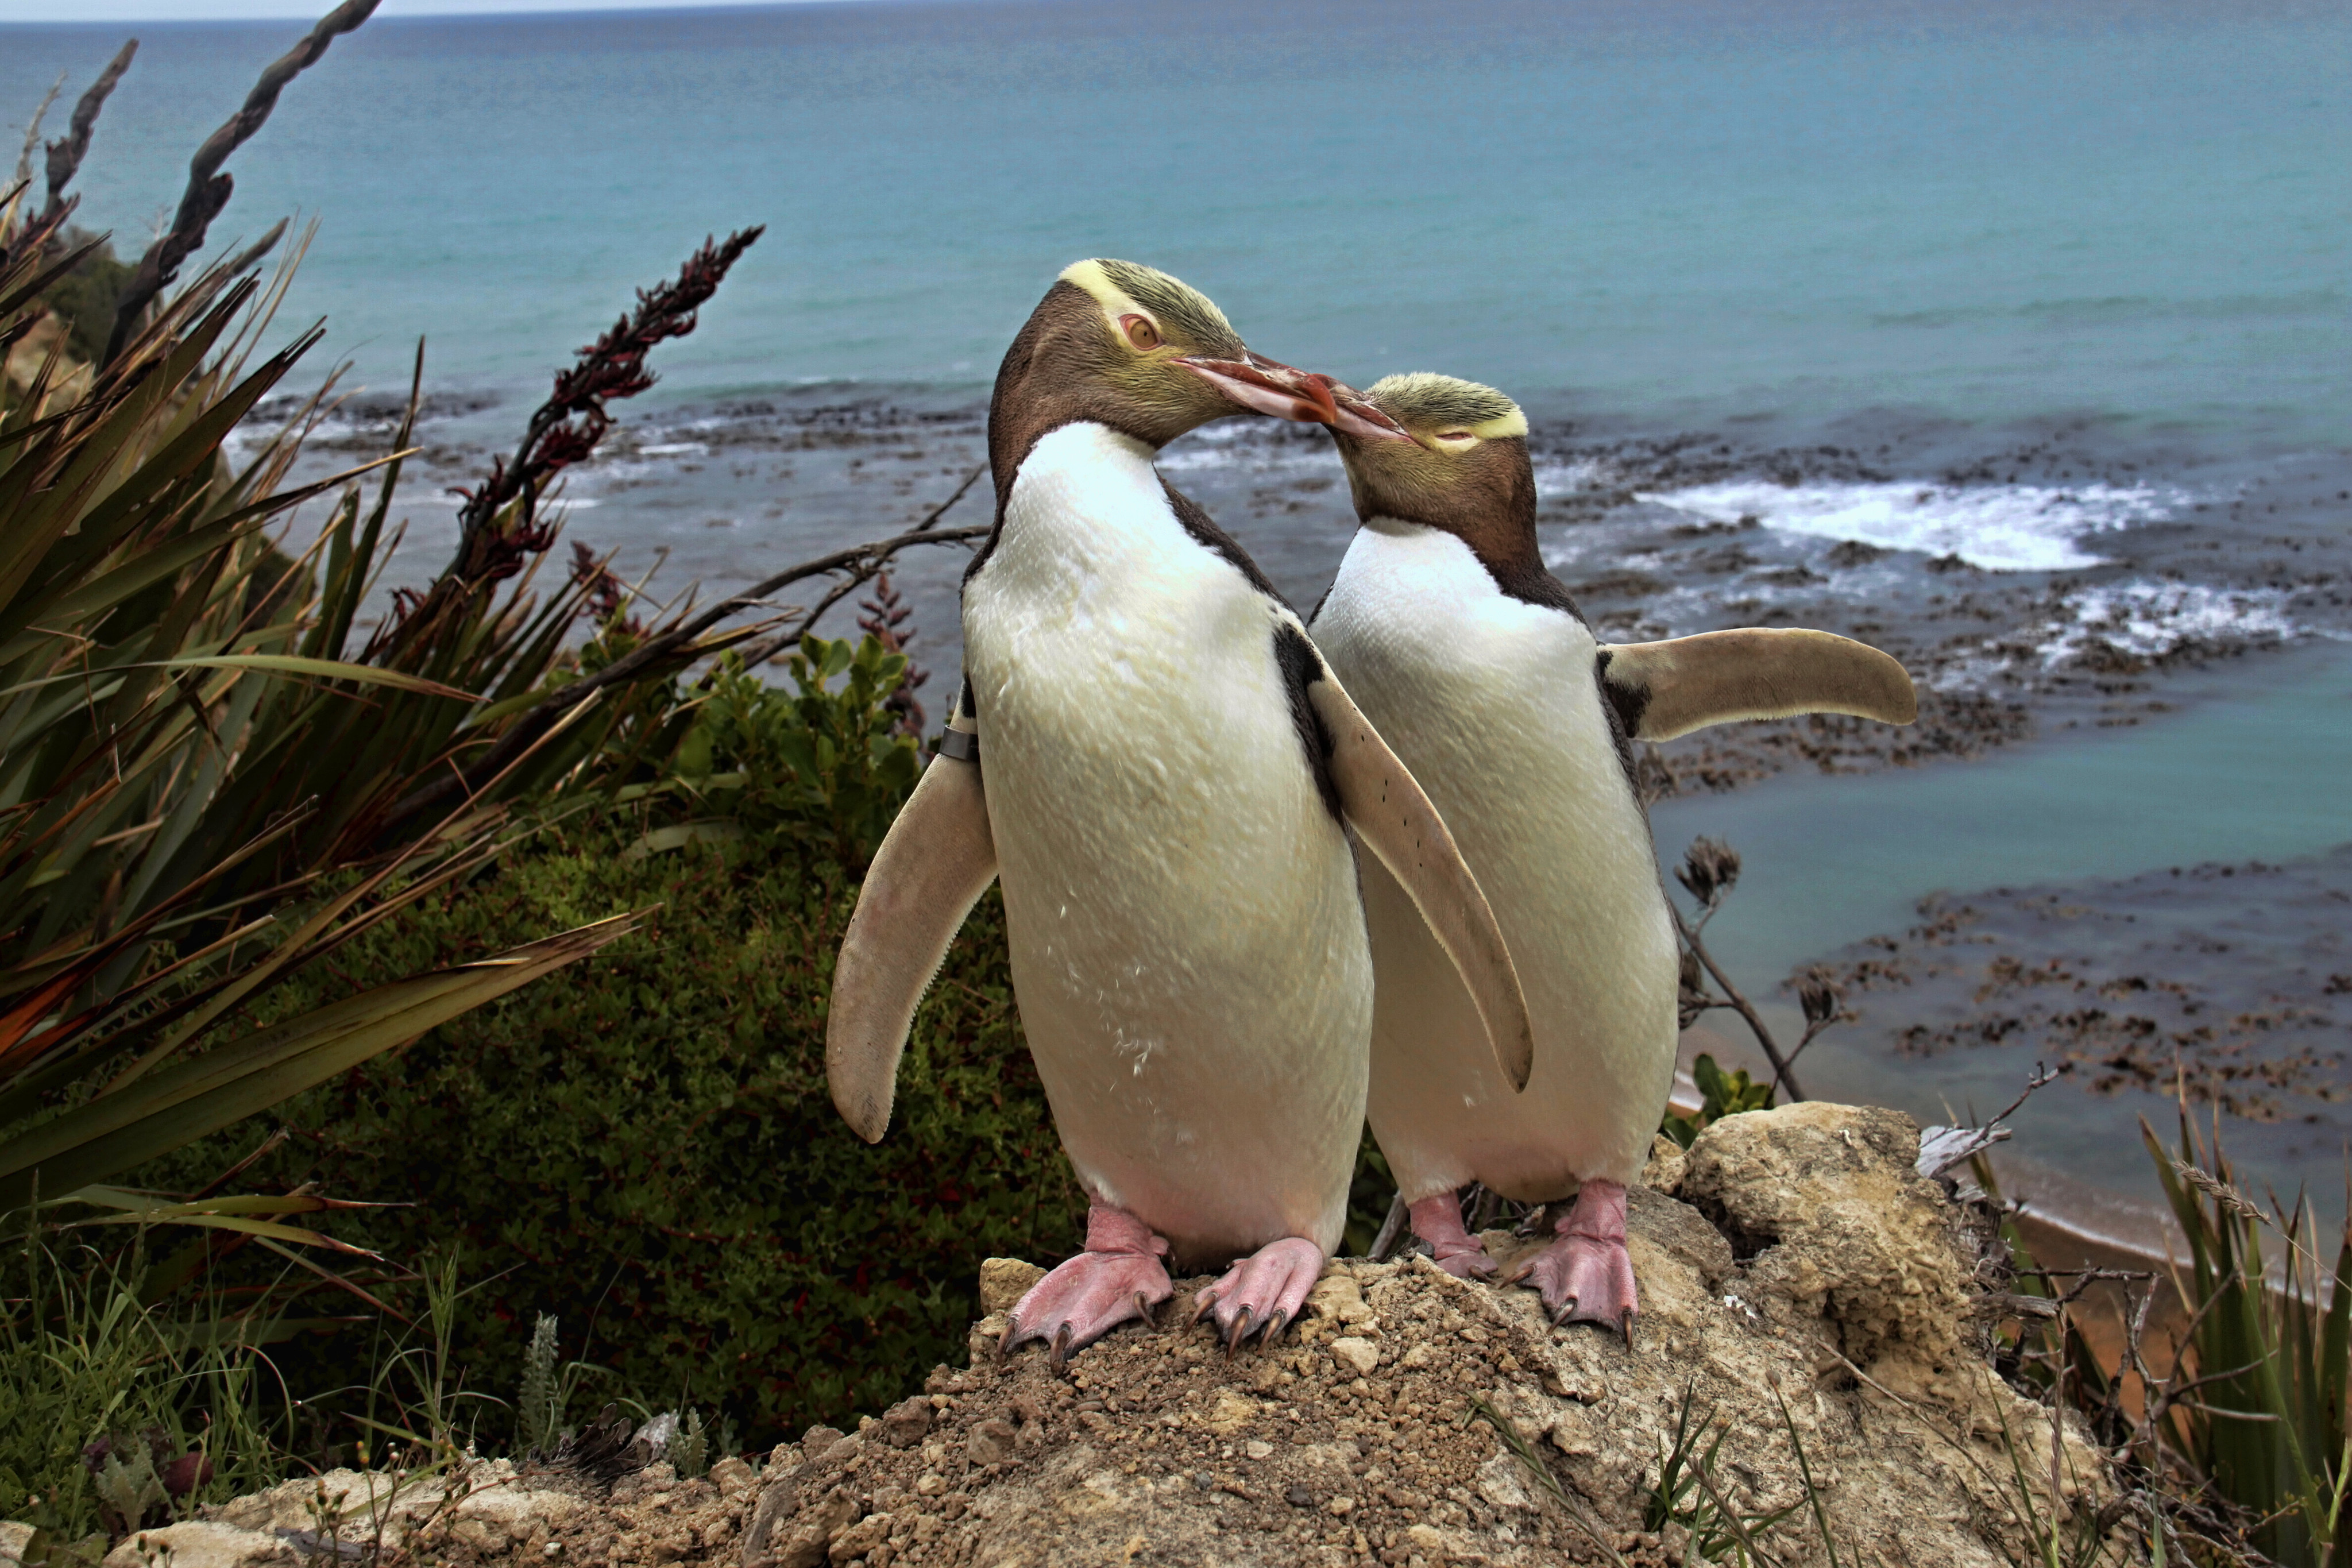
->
[135,1103,2129,1568]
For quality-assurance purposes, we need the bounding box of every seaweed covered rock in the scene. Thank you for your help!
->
[162,1103,2129,1567]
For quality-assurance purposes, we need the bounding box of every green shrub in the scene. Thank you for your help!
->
[36,228,134,366]
[1659,1053,1776,1149]
[132,636,1082,1452]
[0,1236,283,1539]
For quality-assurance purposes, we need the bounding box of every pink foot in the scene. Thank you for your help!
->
[1002,1205,1174,1371]
[1191,1237,1326,1351]
[1408,1192,1496,1280]
[1507,1179,1638,1342]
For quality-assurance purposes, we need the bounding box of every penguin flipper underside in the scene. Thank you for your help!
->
[826,740,997,1142]
[1598,627,1918,743]
[1305,677,1536,1093]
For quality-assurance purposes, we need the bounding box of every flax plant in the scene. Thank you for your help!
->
[2144,1112,2352,1567]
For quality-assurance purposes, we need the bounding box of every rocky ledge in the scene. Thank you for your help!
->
[79,1103,2133,1568]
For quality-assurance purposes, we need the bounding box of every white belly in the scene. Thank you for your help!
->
[961,422,1369,1264]
[1312,520,1677,1203]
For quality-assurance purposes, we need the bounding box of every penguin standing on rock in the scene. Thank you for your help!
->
[824,268,1535,1366]
[1310,373,1917,1338]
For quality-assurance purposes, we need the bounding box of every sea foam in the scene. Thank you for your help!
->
[1639,480,2189,572]
[2034,582,2299,667]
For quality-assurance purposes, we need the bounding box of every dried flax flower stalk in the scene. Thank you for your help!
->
[105,0,379,362]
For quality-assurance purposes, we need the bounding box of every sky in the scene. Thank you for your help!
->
[0,0,813,21]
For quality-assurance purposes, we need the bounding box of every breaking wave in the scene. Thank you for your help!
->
[1638,479,2192,572]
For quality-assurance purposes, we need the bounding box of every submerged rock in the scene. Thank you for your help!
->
[88,1103,2127,1567]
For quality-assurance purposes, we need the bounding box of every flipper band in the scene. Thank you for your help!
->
[935,729,980,764]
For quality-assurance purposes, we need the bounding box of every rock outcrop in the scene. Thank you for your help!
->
[57,1103,2131,1568]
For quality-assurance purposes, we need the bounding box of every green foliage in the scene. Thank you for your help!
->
[2145,1115,2352,1566]
[518,1314,561,1454]
[1639,1383,1799,1562]
[1660,1055,1776,1149]
[38,229,133,365]
[133,636,1080,1451]
[0,1235,283,1539]
[637,638,923,867]
[0,200,750,1531]
[670,1410,708,1481]
[1340,1127,1396,1260]
[0,235,660,1226]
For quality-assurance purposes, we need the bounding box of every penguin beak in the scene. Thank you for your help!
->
[1179,353,1343,424]
[1326,383,1416,443]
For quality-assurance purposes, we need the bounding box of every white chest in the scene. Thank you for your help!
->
[956,422,1368,1257]
[1314,519,1677,1189]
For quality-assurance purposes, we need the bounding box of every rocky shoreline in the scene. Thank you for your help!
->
[59,1104,2143,1568]
[246,389,2351,813]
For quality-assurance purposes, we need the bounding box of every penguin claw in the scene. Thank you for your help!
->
[1512,1179,1640,1342]
[1001,1222,1174,1371]
[1192,1237,1326,1354]
[1262,1308,1290,1347]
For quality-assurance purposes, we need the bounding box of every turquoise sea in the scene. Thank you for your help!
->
[6,0,2349,1226]
[6,0,2346,435]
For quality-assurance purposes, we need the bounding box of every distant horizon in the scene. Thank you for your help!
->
[0,0,875,23]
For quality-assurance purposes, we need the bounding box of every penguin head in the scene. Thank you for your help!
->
[1325,373,1535,534]
[990,260,1348,470]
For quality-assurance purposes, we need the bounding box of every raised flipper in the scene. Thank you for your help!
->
[826,712,997,1142]
[1303,671,1536,1093]
[1597,627,1918,743]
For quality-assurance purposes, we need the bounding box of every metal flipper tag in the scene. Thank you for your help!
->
[934,729,979,764]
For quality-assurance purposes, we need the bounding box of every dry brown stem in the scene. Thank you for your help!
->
[105,0,377,363]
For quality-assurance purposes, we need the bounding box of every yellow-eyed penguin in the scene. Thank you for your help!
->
[824,267,1535,1365]
[1309,373,1917,1335]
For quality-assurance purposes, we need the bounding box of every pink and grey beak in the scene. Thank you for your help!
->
[1325,381,1415,443]
[1179,353,1345,424]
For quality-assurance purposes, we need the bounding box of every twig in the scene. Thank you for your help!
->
[1369,1192,1409,1262]
[10,75,64,209]
[914,460,986,531]
[1670,898,1806,1100]
[376,522,988,836]
[105,0,379,363]
[1467,1399,1629,1568]
[732,464,984,666]
[41,40,138,229]
[1990,1063,2063,1136]
[1689,1455,1784,1567]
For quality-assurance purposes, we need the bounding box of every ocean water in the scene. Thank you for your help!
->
[7,0,2351,1216]
[1651,637,2352,1228]
[5,0,2346,436]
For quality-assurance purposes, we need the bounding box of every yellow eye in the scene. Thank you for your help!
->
[1121,314,1162,350]
[1438,431,1474,443]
